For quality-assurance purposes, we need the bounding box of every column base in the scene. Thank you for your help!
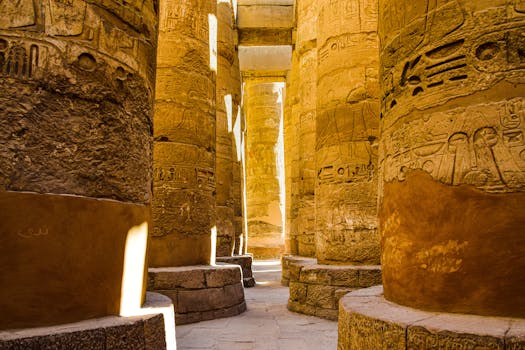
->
[216,254,256,287]
[281,255,317,286]
[148,265,246,325]
[287,261,381,320]
[338,286,525,350]
[0,292,176,350]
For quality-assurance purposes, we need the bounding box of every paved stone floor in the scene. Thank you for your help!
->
[176,260,338,350]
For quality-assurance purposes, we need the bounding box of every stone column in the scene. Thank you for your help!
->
[295,0,317,257]
[316,0,380,265]
[0,0,157,329]
[215,0,236,257]
[151,0,217,266]
[284,51,300,255]
[378,0,525,318]
[244,79,284,259]
[231,51,246,255]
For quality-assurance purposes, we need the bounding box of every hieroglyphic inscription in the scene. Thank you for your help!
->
[382,99,525,193]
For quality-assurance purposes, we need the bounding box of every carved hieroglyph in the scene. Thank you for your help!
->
[315,0,381,265]
[151,0,217,266]
[244,80,284,258]
[0,0,157,328]
[216,0,236,257]
[379,0,525,318]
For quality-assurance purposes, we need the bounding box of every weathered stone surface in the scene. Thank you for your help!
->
[205,265,242,288]
[281,255,316,286]
[0,293,172,350]
[216,255,256,287]
[244,79,285,258]
[148,267,206,290]
[150,0,217,267]
[315,0,380,265]
[379,0,525,318]
[306,285,336,309]
[338,286,522,350]
[148,265,246,325]
[0,0,157,330]
[289,282,308,303]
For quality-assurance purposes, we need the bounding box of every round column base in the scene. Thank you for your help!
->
[281,255,317,286]
[287,262,381,320]
[0,292,176,350]
[338,286,525,350]
[216,254,256,288]
[148,265,246,325]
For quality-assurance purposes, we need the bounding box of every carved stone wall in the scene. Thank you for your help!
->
[244,79,284,258]
[150,0,217,267]
[216,0,236,257]
[379,0,525,318]
[315,0,381,265]
[0,0,157,329]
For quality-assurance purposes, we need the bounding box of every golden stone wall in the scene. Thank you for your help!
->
[379,0,525,318]
[150,0,217,267]
[0,0,157,329]
[244,80,284,258]
[315,0,381,265]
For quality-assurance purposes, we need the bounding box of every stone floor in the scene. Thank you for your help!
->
[176,260,338,350]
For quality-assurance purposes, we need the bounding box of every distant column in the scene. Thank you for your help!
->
[151,0,217,266]
[215,0,236,257]
[0,0,157,329]
[244,79,284,258]
[315,0,381,265]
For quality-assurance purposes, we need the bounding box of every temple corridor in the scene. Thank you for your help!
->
[176,260,337,350]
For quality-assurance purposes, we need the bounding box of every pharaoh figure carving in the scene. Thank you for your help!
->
[379,0,525,317]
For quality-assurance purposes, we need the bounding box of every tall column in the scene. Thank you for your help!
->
[284,51,300,255]
[151,0,217,266]
[231,51,245,255]
[215,0,235,257]
[0,0,157,329]
[295,0,317,257]
[316,0,380,265]
[379,0,525,317]
[244,79,284,259]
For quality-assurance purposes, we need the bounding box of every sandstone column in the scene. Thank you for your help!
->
[215,0,236,257]
[316,0,380,265]
[244,79,285,258]
[151,0,217,266]
[286,0,382,319]
[284,51,300,255]
[231,52,245,255]
[378,0,525,317]
[0,0,157,329]
[148,0,247,324]
[295,0,317,257]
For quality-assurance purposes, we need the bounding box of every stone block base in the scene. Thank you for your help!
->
[287,262,381,321]
[148,265,246,325]
[0,292,176,350]
[338,286,525,350]
[216,254,256,287]
[281,255,317,286]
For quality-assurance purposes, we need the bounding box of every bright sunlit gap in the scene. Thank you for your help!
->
[210,225,217,265]
[208,14,217,72]
[274,82,286,243]
[224,94,233,132]
[120,222,148,317]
